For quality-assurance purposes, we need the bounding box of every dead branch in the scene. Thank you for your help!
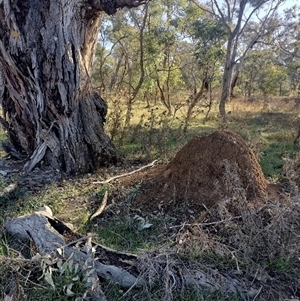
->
[93,159,159,184]
[4,207,140,289]
[90,190,108,220]
[4,207,259,300]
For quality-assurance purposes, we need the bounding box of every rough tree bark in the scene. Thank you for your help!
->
[0,0,146,175]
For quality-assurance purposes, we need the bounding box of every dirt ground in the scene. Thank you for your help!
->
[2,129,299,301]
[114,130,278,217]
[0,129,281,220]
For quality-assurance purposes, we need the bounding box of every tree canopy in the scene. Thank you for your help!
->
[0,0,299,174]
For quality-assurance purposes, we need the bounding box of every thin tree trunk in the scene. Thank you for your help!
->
[218,0,247,128]
[119,7,148,145]
[230,69,239,98]
[203,81,213,124]
[219,58,234,128]
[183,76,206,133]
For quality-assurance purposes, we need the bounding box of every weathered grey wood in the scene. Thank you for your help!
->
[5,207,65,254]
[5,207,253,300]
[4,207,139,288]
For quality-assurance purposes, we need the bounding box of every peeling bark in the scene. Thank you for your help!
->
[0,0,146,174]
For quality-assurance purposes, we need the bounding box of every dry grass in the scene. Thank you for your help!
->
[1,96,300,300]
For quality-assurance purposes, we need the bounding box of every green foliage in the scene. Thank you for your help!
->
[193,18,227,63]
[34,245,99,300]
[258,64,289,96]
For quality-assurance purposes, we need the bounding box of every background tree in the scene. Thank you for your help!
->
[0,0,146,175]
[235,5,300,99]
[182,15,227,131]
[274,5,300,94]
[92,0,227,137]
[89,0,298,153]
[193,0,286,127]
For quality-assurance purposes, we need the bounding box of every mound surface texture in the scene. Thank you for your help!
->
[135,130,267,213]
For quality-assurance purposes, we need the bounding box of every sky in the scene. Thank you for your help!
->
[281,0,297,10]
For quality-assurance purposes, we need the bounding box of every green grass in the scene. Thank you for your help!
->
[257,130,296,179]
[1,98,300,300]
[260,142,295,179]
[0,185,32,221]
[228,111,298,180]
[0,133,6,141]
[180,251,240,271]
[266,256,295,273]
[103,283,242,301]
[94,215,167,252]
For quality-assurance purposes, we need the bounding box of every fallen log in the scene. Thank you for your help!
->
[4,207,254,300]
[4,206,140,288]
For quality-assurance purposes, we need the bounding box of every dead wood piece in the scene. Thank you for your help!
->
[4,208,140,289]
[183,270,240,294]
[93,159,159,184]
[5,208,254,299]
[5,211,65,254]
[61,245,139,288]
[90,190,108,220]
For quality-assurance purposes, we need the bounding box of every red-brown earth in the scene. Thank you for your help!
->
[132,130,270,216]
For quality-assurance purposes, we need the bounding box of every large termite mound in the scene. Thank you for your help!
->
[135,130,267,213]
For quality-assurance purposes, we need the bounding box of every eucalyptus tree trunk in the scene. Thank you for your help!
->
[219,39,235,128]
[0,0,145,175]
[218,2,244,129]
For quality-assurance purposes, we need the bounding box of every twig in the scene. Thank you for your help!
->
[118,277,142,300]
[169,216,241,229]
[93,159,160,184]
[62,234,98,249]
[252,286,262,301]
[1,239,27,259]
[0,256,46,263]
[89,191,108,220]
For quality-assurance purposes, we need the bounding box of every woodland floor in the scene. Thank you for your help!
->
[1,98,300,300]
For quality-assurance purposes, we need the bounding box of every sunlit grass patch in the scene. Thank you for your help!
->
[260,142,295,180]
[0,132,6,141]
[256,130,295,179]
[0,130,6,157]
